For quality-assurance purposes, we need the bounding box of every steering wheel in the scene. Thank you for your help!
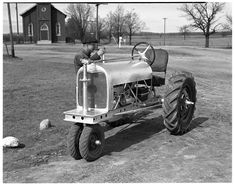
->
[131,42,156,66]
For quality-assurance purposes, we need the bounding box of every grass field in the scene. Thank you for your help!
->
[3,43,232,182]
[3,33,232,49]
[131,34,232,48]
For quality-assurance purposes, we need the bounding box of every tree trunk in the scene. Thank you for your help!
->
[109,30,112,43]
[205,35,210,48]
[117,27,119,44]
[129,30,132,45]
[79,29,83,41]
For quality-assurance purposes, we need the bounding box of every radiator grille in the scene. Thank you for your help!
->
[78,72,107,109]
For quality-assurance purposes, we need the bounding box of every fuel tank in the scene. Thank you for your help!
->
[84,59,153,86]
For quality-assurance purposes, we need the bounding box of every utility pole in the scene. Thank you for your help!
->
[7,3,15,57]
[95,4,99,43]
[15,3,19,44]
[163,18,167,46]
[94,3,107,43]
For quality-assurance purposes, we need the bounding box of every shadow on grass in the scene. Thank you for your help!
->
[171,116,209,136]
[17,143,26,148]
[3,143,26,153]
[103,116,209,156]
[103,114,165,156]
[3,54,22,60]
[187,117,209,132]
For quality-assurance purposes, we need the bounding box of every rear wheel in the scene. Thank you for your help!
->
[79,124,105,161]
[67,123,83,160]
[163,71,196,135]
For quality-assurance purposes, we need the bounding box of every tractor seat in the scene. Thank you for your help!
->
[148,49,169,86]
[152,72,166,86]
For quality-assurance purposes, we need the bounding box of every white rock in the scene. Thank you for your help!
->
[3,136,20,148]
[184,155,196,159]
[40,119,51,130]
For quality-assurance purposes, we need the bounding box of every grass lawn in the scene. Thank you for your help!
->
[3,44,232,182]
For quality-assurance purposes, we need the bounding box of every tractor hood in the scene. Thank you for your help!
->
[86,60,152,86]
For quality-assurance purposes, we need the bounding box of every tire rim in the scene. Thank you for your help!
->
[89,133,101,154]
[179,85,193,122]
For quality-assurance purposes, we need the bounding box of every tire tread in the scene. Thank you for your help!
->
[163,71,196,135]
[67,124,82,160]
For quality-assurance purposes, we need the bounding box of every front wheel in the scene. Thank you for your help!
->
[163,71,196,135]
[67,123,83,160]
[79,124,105,161]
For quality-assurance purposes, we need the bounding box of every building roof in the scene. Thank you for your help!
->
[20,4,36,16]
[51,5,67,17]
[20,3,66,17]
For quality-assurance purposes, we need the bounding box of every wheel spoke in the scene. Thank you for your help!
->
[143,45,150,54]
[134,48,143,56]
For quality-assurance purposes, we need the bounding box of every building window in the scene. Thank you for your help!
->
[28,23,33,36]
[56,22,61,36]
[41,7,47,12]
[41,23,49,31]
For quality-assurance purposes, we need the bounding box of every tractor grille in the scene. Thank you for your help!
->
[78,72,107,109]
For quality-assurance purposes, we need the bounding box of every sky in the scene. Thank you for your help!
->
[2,2,232,34]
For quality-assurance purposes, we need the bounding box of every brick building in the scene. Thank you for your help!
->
[20,3,66,44]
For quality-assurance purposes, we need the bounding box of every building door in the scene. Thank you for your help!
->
[40,23,49,40]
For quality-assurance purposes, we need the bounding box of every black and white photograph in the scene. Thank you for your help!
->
[2,0,232,183]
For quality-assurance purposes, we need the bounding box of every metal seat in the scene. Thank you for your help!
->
[150,49,169,86]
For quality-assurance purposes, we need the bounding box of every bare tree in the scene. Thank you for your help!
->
[179,3,225,47]
[223,14,232,32]
[179,25,190,40]
[66,4,94,41]
[112,5,126,44]
[125,10,145,45]
[105,12,115,43]
[97,17,107,40]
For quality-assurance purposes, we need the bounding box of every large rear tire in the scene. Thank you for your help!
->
[79,124,105,161]
[163,71,196,135]
[67,123,83,160]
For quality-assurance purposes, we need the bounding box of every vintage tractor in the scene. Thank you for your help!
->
[64,42,196,161]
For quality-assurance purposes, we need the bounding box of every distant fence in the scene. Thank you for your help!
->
[3,32,232,49]
[3,33,24,44]
[125,34,232,48]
